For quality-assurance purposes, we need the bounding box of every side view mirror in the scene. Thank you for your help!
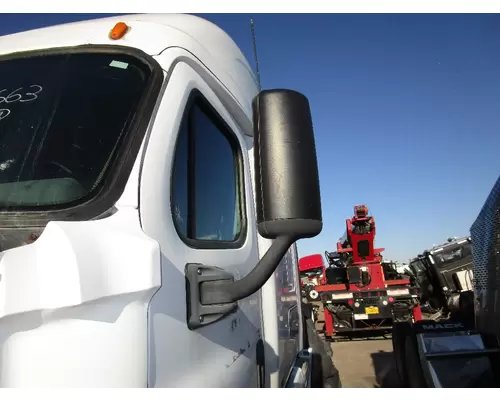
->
[253,89,322,240]
[185,89,322,329]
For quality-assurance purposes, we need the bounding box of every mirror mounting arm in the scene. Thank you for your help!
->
[203,235,295,304]
[185,235,295,330]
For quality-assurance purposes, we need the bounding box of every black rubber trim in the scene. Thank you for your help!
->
[0,44,163,228]
[169,89,248,250]
[392,321,412,387]
[256,338,265,387]
[404,330,429,387]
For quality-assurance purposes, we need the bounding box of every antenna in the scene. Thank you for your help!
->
[250,18,262,91]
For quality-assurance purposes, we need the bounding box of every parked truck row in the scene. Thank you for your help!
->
[299,205,421,341]
[298,195,500,387]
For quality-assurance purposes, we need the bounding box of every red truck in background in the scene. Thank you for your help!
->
[299,253,327,302]
[316,205,422,340]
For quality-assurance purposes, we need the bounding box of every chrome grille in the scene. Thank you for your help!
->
[470,175,500,333]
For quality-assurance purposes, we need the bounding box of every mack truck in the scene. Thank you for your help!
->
[316,205,421,340]
[408,236,474,318]
[392,179,500,388]
[0,14,338,388]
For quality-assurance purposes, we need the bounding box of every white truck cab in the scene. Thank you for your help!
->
[0,14,324,387]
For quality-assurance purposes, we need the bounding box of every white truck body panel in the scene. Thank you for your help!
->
[0,14,304,387]
[0,208,161,386]
[140,58,262,387]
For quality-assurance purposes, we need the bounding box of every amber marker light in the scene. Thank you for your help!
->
[109,22,129,40]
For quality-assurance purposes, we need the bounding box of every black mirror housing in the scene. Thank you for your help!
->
[252,89,322,240]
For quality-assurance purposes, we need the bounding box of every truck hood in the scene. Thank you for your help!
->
[0,208,161,319]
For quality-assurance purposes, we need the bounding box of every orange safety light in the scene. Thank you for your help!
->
[354,204,368,218]
[109,22,129,40]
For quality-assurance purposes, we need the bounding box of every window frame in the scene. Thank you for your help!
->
[0,44,164,228]
[170,89,248,250]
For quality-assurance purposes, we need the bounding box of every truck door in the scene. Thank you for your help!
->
[139,60,262,387]
[275,244,304,385]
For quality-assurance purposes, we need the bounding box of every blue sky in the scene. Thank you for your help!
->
[1,13,499,262]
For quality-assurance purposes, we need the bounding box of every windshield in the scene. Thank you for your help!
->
[339,230,348,245]
[382,261,396,272]
[432,241,473,270]
[300,267,323,277]
[410,259,427,275]
[0,51,152,209]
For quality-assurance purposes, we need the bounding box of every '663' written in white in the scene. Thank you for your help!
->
[0,85,44,122]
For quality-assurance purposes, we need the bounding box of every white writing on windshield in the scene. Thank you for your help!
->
[0,85,43,121]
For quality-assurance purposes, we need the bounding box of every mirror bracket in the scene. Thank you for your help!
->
[186,235,295,330]
[185,263,238,330]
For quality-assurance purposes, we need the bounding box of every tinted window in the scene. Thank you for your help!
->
[433,242,473,269]
[382,262,400,280]
[357,239,370,258]
[0,52,151,208]
[410,259,427,275]
[171,96,243,244]
[325,268,347,284]
[299,267,323,278]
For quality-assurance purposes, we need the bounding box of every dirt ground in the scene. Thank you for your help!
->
[330,336,403,388]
